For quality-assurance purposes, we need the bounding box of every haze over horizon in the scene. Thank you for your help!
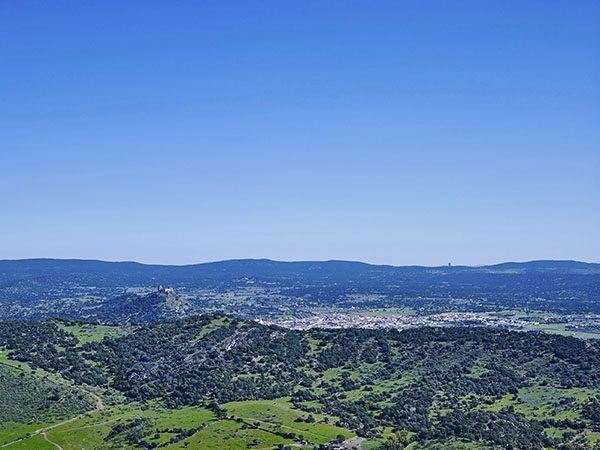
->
[2,256,599,270]
[2,1,599,266]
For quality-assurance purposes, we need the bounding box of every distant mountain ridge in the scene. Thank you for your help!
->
[1,258,599,320]
[1,257,599,284]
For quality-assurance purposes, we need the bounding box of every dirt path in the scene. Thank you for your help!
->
[0,392,107,448]
[34,406,103,435]
[41,431,64,450]
[33,389,106,435]
[0,346,107,448]
[89,391,104,410]
[0,356,103,409]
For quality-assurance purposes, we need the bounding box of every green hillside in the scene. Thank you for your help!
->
[0,364,94,425]
[1,316,600,449]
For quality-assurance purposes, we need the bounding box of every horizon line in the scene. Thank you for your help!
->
[1,257,599,269]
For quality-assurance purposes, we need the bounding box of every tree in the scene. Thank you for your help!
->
[382,430,410,450]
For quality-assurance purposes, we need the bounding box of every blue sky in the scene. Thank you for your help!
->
[1,1,598,265]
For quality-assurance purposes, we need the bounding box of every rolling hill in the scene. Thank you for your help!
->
[1,316,600,448]
[0,258,599,321]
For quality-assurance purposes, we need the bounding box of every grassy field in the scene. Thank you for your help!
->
[522,322,600,340]
[39,403,217,449]
[3,433,58,449]
[0,422,53,446]
[55,322,129,343]
[168,419,294,449]
[223,398,354,445]
[1,398,357,450]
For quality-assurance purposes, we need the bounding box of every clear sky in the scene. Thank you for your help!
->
[1,1,598,266]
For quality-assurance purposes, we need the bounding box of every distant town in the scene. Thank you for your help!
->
[257,312,600,335]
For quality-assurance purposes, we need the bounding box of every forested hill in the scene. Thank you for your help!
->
[1,258,599,287]
[1,316,600,448]
[1,258,599,318]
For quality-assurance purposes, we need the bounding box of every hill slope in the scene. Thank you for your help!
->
[1,316,600,448]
